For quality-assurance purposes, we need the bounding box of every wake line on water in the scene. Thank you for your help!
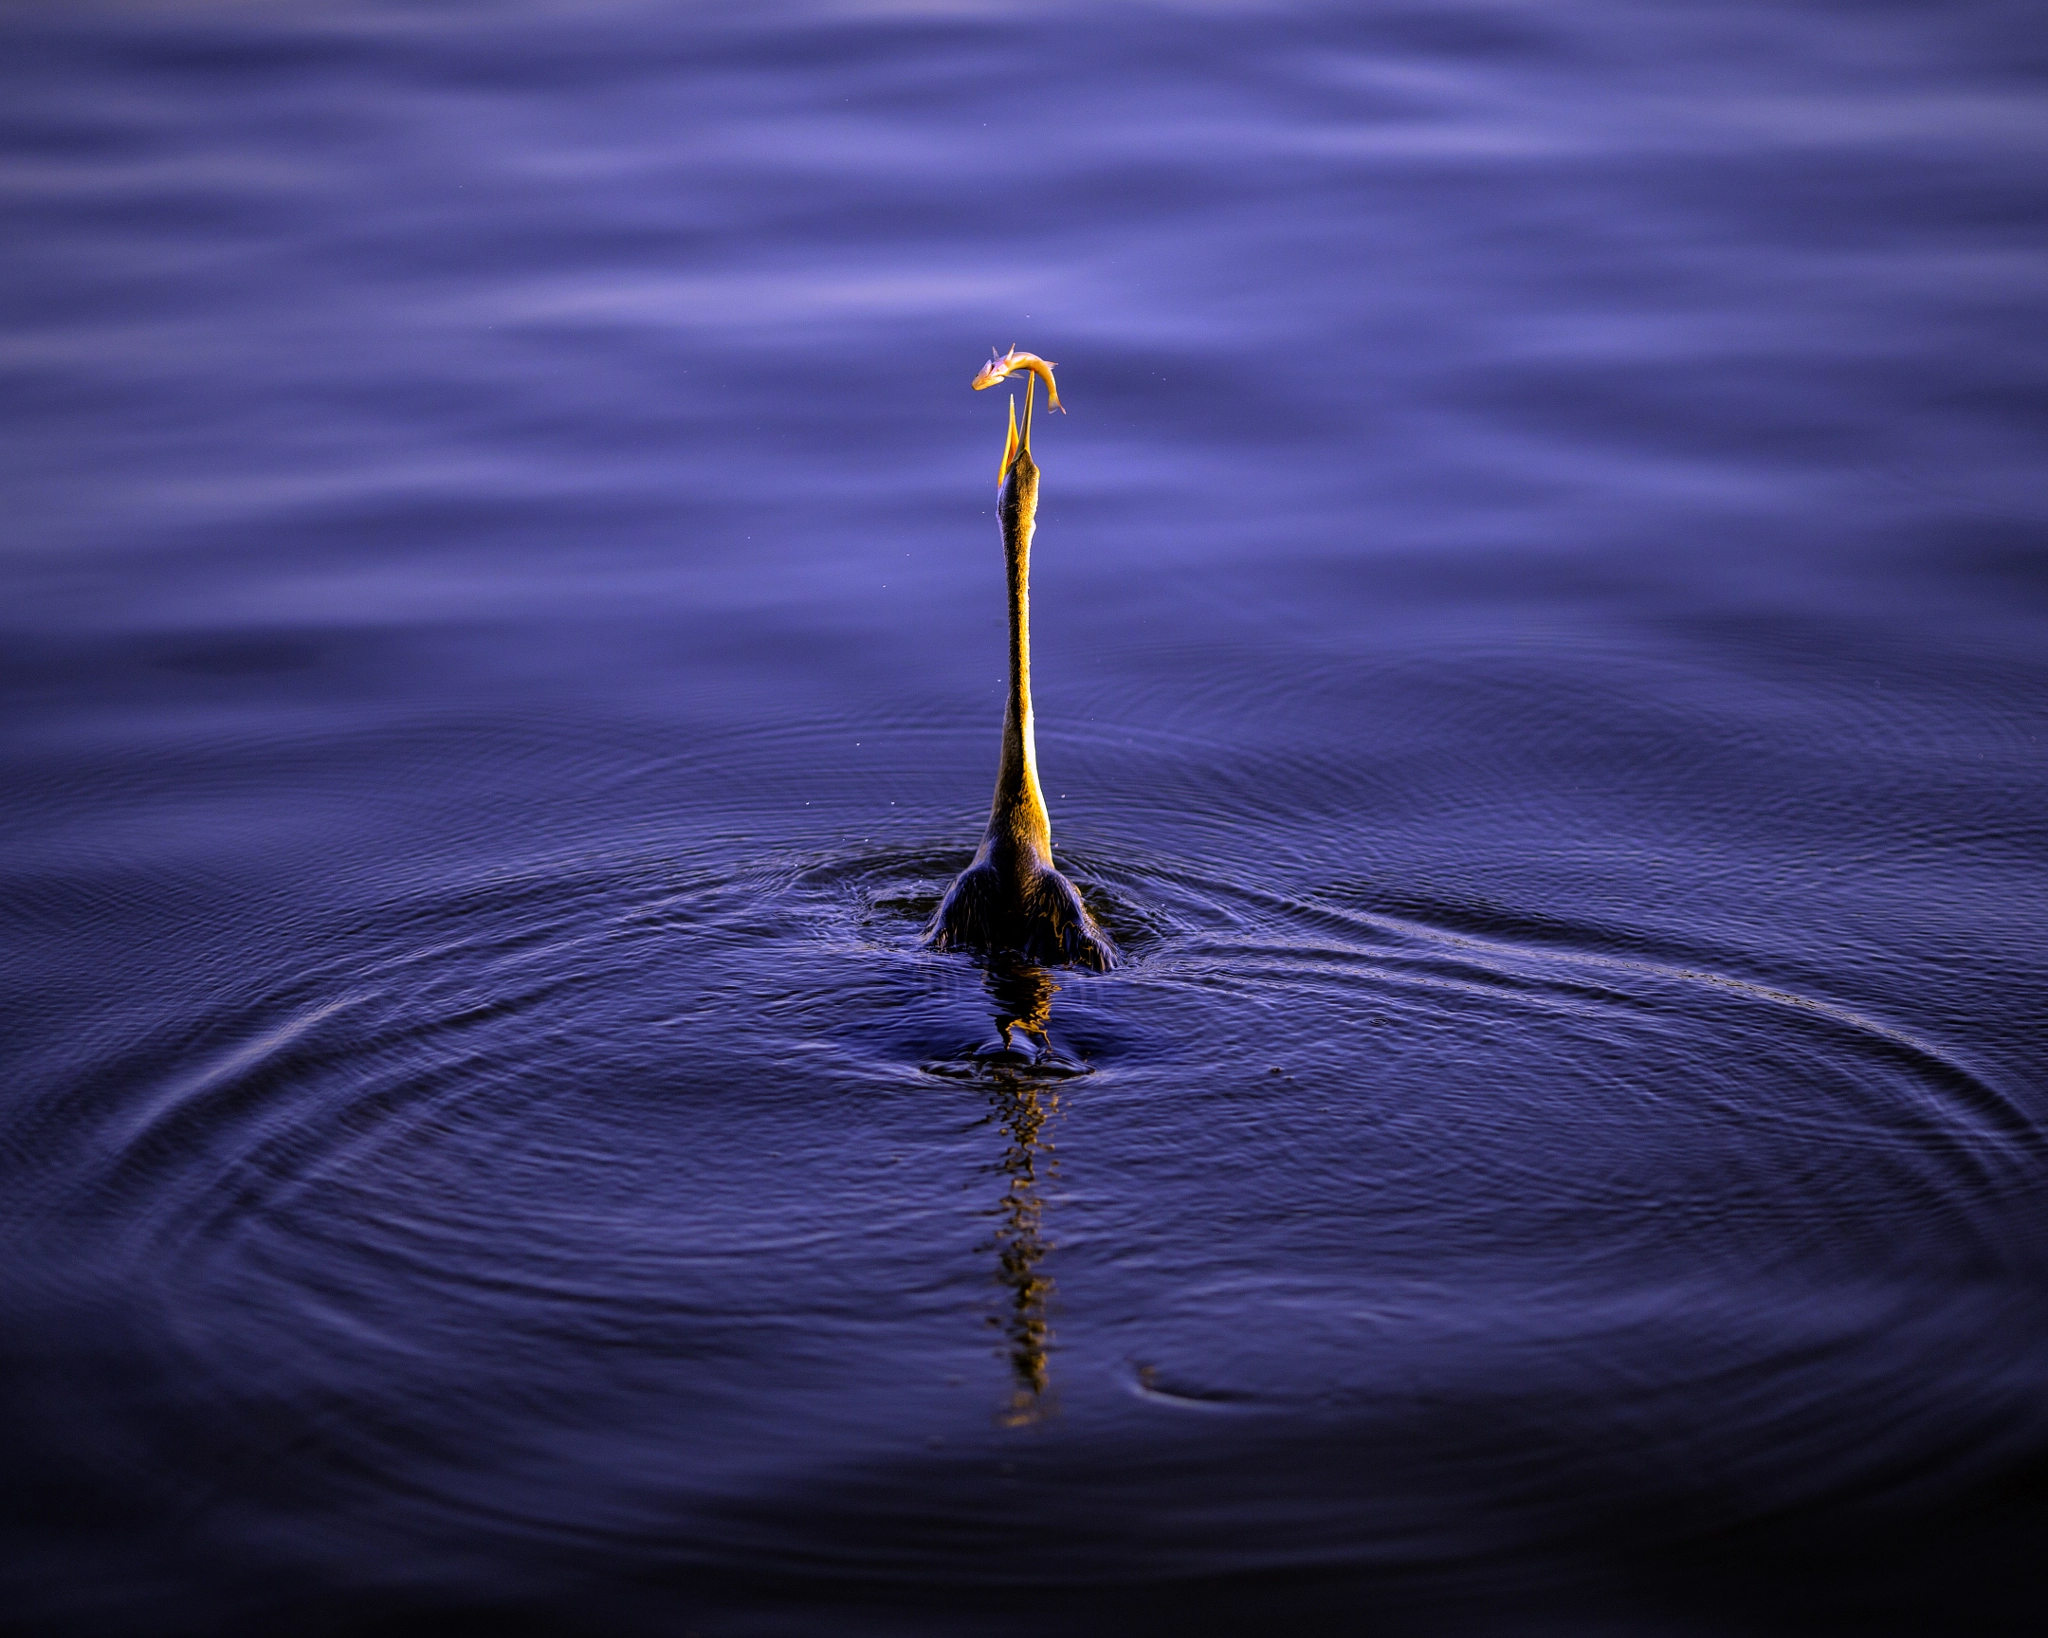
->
[114,994,363,1157]
[1288,886,2037,1156]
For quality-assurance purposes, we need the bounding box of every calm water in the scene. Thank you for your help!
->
[5,2,2047,1632]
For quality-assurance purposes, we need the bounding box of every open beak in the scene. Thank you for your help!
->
[999,393,1020,486]
[998,375,1036,488]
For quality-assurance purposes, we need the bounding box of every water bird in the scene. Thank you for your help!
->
[926,360,1114,970]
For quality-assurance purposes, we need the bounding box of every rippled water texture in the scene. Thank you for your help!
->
[5,2,2047,1633]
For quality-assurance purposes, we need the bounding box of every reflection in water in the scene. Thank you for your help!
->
[975,960,1069,1425]
[985,1073,1058,1425]
[984,954,1057,1062]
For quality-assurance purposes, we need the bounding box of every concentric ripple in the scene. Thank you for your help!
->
[8,750,2035,1631]
[6,0,2048,1625]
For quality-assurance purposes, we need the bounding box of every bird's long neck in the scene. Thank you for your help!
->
[988,448,1052,867]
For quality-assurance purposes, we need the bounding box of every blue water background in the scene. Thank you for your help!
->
[4,2,2047,1632]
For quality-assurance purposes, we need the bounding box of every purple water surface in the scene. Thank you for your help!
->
[4,2,2046,1633]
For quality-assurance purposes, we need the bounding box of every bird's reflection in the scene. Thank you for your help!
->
[983,953,1057,1063]
[986,1073,1057,1424]
[971,958,1078,1427]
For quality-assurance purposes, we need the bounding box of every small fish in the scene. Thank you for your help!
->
[971,346,1063,413]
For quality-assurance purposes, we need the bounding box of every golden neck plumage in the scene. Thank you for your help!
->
[925,394,1114,971]
[988,447,1052,867]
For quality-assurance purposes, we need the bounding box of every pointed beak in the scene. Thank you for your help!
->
[999,393,1021,487]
